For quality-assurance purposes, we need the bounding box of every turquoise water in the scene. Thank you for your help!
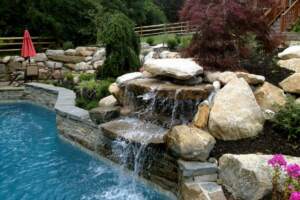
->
[0,103,171,200]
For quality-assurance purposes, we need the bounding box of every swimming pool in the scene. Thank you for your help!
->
[0,102,171,200]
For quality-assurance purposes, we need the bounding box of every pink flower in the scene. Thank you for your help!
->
[286,164,300,179]
[290,192,300,200]
[268,154,287,168]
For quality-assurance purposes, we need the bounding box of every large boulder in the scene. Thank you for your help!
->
[144,58,203,80]
[278,45,300,59]
[208,78,265,140]
[254,82,286,112]
[278,58,300,73]
[116,72,144,86]
[75,62,93,71]
[219,154,300,200]
[279,73,300,94]
[164,125,216,161]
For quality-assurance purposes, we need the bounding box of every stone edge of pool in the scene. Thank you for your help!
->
[0,83,181,199]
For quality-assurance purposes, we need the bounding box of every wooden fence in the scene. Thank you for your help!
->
[135,21,197,37]
[0,37,55,54]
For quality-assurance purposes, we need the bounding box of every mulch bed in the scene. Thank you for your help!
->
[211,121,300,159]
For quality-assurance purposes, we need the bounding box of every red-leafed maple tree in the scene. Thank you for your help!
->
[180,0,281,71]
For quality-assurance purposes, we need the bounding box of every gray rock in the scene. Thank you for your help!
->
[32,53,48,62]
[116,72,144,85]
[46,50,65,57]
[89,106,120,124]
[45,61,63,69]
[48,55,85,64]
[0,64,6,74]
[93,60,104,69]
[1,56,11,64]
[178,160,218,178]
[219,154,300,200]
[92,48,106,62]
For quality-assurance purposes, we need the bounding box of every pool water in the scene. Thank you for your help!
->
[0,103,171,200]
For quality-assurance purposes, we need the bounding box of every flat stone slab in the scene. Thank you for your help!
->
[125,78,213,100]
[178,160,218,177]
[100,118,167,144]
[183,181,226,200]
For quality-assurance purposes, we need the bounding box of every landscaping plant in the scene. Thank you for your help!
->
[96,12,141,78]
[272,98,300,140]
[180,0,280,71]
[268,155,300,200]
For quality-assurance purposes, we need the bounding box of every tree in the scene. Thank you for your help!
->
[96,12,141,78]
[0,0,97,46]
[154,0,184,22]
[180,0,280,71]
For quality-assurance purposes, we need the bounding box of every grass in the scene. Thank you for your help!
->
[140,33,193,46]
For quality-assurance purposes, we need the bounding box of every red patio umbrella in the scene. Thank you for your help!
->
[21,29,36,59]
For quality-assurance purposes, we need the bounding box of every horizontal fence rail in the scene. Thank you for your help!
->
[280,0,300,32]
[135,21,197,37]
[0,37,55,53]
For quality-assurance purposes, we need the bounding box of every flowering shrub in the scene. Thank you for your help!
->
[268,155,300,200]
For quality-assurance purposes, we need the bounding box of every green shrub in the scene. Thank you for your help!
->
[76,78,114,110]
[96,12,141,78]
[62,72,75,90]
[79,73,95,82]
[166,38,178,50]
[175,34,181,44]
[180,37,192,49]
[146,37,155,46]
[62,41,74,50]
[272,98,300,140]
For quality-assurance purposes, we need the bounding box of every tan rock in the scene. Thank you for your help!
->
[164,125,216,161]
[38,68,50,80]
[182,182,226,200]
[52,70,63,80]
[278,58,300,73]
[278,45,300,59]
[144,58,203,80]
[75,47,94,57]
[98,95,118,107]
[193,102,210,129]
[254,82,286,112]
[109,83,125,105]
[235,72,265,85]
[279,73,300,94]
[48,55,85,64]
[205,71,237,85]
[209,78,265,141]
